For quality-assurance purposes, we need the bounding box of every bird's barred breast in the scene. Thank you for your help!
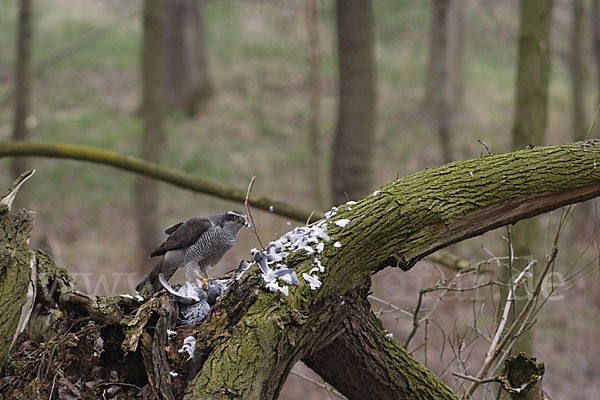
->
[184,228,237,273]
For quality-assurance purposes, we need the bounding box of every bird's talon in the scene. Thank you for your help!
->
[196,274,213,290]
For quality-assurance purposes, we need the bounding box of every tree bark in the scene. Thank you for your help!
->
[136,0,167,271]
[593,0,600,125]
[164,0,213,116]
[331,0,376,205]
[508,0,553,357]
[11,0,34,207]
[303,295,461,400]
[0,205,36,364]
[571,0,587,141]
[2,142,600,399]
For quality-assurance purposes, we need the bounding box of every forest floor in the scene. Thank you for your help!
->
[0,0,599,399]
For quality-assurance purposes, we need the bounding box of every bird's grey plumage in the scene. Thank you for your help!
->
[178,301,211,325]
[136,210,247,295]
[204,281,223,305]
[153,210,247,279]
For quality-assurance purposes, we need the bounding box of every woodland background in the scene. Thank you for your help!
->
[1,0,599,399]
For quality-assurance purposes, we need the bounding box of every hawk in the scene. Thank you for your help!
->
[136,210,248,294]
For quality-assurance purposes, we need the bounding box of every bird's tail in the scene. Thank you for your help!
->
[136,257,180,297]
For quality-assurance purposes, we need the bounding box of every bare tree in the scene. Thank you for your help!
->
[11,0,34,206]
[135,0,167,272]
[331,0,376,205]
[509,0,554,355]
[571,0,587,140]
[164,0,213,116]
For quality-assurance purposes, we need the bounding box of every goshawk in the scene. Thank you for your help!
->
[136,210,248,294]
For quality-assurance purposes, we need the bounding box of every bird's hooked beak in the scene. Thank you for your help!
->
[240,214,252,228]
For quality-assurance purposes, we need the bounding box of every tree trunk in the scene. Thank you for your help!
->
[0,194,36,364]
[508,0,553,358]
[331,0,376,205]
[164,0,213,116]
[304,0,325,208]
[135,0,166,273]
[2,142,599,399]
[423,0,465,163]
[593,0,600,127]
[571,0,587,141]
[447,0,465,113]
[11,0,34,207]
[304,295,461,400]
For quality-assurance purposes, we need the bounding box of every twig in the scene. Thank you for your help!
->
[97,382,142,390]
[585,103,600,139]
[321,377,335,400]
[244,176,266,250]
[478,139,493,156]
[480,260,536,380]
[404,288,425,348]
[453,372,500,384]
[289,370,343,398]
[466,248,558,397]
[305,210,315,226]
[367,295,412,317]
[48,372,59,400]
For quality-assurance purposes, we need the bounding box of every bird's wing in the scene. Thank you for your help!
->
[164,221,184,235]
[151,217,213,257]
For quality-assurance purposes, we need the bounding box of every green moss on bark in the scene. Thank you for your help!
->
[0,208,35,365]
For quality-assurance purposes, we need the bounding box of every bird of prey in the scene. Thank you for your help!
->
[136,210,248,294]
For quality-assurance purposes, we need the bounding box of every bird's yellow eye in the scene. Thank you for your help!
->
[233,216,239,220]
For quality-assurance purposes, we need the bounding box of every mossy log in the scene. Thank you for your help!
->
[1,141,600,399]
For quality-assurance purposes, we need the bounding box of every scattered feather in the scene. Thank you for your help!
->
[316,242,324,253]
[303,273,322,290]
[178,336,196,360]
[265,280,289,296]
[335,219,351,228]
[312,258,324,272]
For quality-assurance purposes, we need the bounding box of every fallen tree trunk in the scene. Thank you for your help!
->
[1,141,599,399]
